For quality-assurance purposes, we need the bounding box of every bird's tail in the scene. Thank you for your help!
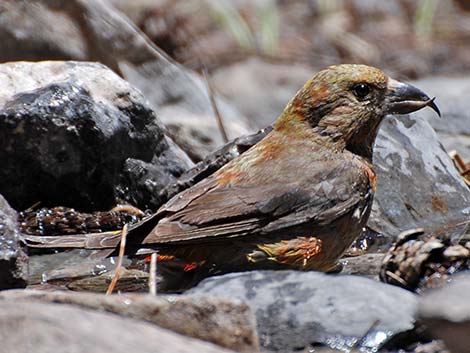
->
[25,213,161,250]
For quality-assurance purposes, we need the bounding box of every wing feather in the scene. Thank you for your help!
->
[142,155,369,244]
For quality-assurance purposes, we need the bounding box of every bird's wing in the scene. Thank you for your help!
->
[142,157,368,244]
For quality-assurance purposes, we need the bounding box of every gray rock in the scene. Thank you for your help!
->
[0,299,234,353]
[370,114,470,238]
[188,270,418,352]
[0,195,27,289]
[0,0,251,160]
[28,248,126,286]
[0,290,259,352]
[0,61,193,211]
[418,273,470,353]
[340,253,385,277]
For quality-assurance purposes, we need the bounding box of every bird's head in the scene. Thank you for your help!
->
[275,64,440,159]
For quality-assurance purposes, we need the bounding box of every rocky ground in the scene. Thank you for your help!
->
[0,0,470,352]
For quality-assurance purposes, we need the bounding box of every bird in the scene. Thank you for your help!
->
[27,64,440,291]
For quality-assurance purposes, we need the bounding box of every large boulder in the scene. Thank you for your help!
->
[0,195,27,289]
[0,299,235,353]
[0,290,259,352]
[0,0,251,160]
[188,271,418,352]
[0,61,193,211]
[369,114,470,237]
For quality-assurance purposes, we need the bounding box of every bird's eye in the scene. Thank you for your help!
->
[352,83,371,99]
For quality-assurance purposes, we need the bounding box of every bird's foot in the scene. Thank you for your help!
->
[248,236,323,269]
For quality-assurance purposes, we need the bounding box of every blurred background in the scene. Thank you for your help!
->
[1,0,470,158]
[121,0,470,78]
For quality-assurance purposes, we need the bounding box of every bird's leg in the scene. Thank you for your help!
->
[144,252,207,273]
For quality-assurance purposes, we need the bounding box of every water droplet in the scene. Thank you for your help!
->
[122,298,132,306]
[166,296,177,303]
[41,272,48,285]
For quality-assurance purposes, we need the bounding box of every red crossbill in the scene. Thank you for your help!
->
[28,64,440,291]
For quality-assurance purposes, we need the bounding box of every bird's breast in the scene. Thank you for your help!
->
[353,157,376,193]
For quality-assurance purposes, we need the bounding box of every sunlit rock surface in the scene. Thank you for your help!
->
[0,299,236,353]
[0,289,259,352]
[189,270,417,352]
[370,114,470,237]
[0,0,251,160]
[0,61,193,211]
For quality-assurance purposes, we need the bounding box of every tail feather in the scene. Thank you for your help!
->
[24,213,162,250]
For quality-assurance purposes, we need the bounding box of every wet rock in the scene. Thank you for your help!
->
[0,290,259,352]
[0,0,251,160]
[340,253,385,277]
[0,61,193,211]
[0,299,235,353]
[0,195,27,289]
[418,273,470,353]
[188,270,417,352]
[387,340,450,353]
[410,341,450,353]
[67,267,150,293]
[27,248,128,286]
[369,114,470,238]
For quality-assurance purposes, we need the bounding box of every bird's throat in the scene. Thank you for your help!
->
[345,116,384,160]
[274,104,385,160]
